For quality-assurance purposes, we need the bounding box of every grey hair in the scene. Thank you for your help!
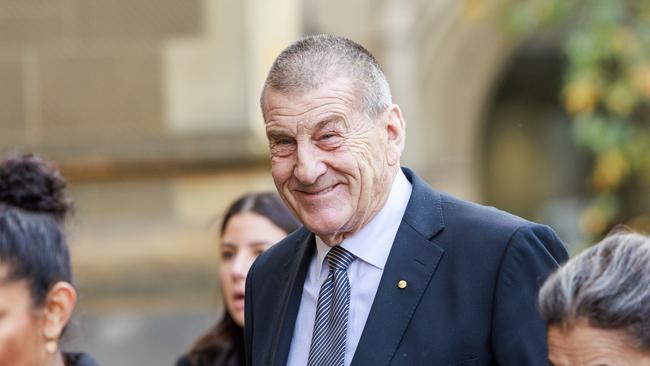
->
[539,231,650,351]
[260,34,392,118]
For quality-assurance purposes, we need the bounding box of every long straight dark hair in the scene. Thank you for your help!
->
[187,192,299,366]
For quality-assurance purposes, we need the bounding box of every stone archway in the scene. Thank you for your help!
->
[409,1,515,202]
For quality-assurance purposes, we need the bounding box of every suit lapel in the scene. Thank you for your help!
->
[269,229,315,366]
[351,168,446,366]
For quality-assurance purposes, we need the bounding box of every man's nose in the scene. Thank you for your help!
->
[293,142,326,185]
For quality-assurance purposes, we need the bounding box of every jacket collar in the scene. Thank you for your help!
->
[400,167,445,239]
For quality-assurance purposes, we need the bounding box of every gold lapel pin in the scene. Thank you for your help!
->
[398,280,407,289]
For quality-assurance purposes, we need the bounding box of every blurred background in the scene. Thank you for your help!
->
[0,0,649,364]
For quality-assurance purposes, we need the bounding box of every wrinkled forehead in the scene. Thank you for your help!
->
[262,78,364,122]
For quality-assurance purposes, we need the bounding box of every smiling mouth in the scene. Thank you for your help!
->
[298,184,339,196]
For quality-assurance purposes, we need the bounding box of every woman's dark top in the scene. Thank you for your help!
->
[175,348,244,366]
[176,354,191,366]
[64,353,99,366]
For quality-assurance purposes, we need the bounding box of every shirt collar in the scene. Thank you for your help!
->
[315,169,412,276]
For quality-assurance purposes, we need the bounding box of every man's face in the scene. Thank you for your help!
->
[263,78,403,245]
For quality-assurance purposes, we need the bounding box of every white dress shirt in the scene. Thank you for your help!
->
[286,170,412,366]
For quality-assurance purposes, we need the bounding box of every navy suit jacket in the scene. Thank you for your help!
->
[245,168,568,365]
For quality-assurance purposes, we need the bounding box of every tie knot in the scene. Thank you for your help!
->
[326,245,355,271]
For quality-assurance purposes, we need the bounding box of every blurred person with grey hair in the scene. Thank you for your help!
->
[245,34,569,366]
[539,231,650,365]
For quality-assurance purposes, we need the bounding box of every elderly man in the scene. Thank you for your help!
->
[245,34,568,366]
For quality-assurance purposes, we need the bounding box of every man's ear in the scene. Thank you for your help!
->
[384,104,406,166]
[41,281,77,342]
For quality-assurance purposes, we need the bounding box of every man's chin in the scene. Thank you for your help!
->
[304,222,350,245]
[315,232,346,246]
[307,225,338,237]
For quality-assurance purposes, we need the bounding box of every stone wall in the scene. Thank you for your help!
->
[0,1,517,363]
[0,0,258,169]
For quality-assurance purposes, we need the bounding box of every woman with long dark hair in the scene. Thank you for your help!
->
[177,192,299,366]
[0,153,97,366]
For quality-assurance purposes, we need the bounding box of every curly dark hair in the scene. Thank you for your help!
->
[0,153,72,222]
[0,152,73,306]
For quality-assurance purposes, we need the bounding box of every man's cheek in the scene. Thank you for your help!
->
[271,164,292,183]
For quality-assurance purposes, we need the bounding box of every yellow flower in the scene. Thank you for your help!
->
[564,77,601,116]
[462,0,490,20]
[579,206,607,236]
[605,81,638,116]
[593,149,630,192]
[631,63,650,100]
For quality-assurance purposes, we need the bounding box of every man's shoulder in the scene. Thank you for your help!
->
[406,167,533,238]
[439,192,530,231]
[404,167,533,237]
[407,168,557,251]
[409,183,567,276]
[433,191,566,260]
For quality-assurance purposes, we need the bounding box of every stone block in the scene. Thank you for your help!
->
[68,178,172,223]
[77,0,201,40]
[0,0,75,44]
[39,50,164,143]
[0,59,25,146]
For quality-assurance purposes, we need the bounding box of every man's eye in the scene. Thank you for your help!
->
[270,136,294,145]
[270,138,296,156]
[316,133,342,148]
[221,251,235,261]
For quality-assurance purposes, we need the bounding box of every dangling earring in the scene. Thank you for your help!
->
[45,340,58,354]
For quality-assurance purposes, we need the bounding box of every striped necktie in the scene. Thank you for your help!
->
[307,245,356,366]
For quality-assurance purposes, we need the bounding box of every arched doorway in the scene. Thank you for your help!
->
[481,40,590,248]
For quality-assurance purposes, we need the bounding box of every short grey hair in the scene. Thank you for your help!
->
[261,34,392,118]
[539,231,650,351]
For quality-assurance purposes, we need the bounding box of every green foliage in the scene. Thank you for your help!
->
[469,0,650,238]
